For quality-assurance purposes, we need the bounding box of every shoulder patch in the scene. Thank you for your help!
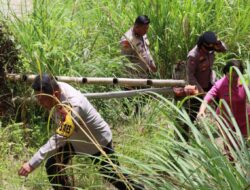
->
[56,112,75,138]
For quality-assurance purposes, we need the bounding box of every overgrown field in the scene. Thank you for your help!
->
[0,0,250,189]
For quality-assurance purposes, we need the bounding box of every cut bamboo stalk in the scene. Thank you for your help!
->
[84,87,173,99]
[12,87,174,102]
[5,73,186,87]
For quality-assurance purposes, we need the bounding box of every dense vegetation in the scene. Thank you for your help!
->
[0,0,250,189]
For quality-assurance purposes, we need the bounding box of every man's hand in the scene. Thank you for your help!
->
[120,40,131,49]
[197,100,208,120]
[173,87,186,97]
[197,111,206,120]
[18,162,34,177]
[184,85,198,96]
[173,85,199,98]
[149,61,157,72]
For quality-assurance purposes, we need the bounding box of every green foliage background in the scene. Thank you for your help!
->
[0,0,250,189]
[4,0,250,77]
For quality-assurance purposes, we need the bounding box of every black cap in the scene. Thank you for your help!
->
[32,74,58,94]
[134,15,150,25]
[197,31,217,47]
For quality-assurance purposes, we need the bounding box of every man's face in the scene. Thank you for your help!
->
[35,91,57,110]
[202,42,216,51]
[134,24,149,37]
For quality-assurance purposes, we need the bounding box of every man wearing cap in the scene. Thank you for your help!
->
[17,74,144,190]
[187,31,227,93]
[120,15,157,78]
[182,31,227,140]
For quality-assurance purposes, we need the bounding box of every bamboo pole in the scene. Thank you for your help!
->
[5,73,186,87]
[12,87,173,103]
[84,87,173,99]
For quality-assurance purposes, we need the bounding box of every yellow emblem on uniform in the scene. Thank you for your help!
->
[56,112,75,138]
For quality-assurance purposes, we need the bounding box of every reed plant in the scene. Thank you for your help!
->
[0,0,250,189]
[1,0,249,78]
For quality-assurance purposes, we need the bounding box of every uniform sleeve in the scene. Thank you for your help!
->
[214,40,227,52]
[142,52,156,72]
[71,106,84,127]
[28,134,66,169]
[204,83,219,103]
[28,107,76,169]
[120,36,133,56]
[148,59,157,72]
[142,36,156,72]
[187,56,203,92]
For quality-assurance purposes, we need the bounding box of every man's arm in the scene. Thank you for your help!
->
[29,134,66,168]
[197,100,209,118]
[187,56,204,93]
[197,83,219,118]
[148,59,157,73]
[143,36,157,73]
[18,134,66,176]
[214,40,227,52]
[120,37,133,56]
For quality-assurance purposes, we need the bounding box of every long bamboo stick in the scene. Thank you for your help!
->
[5,73,186,87]
[12,87,173,103]
[84,87,173,99]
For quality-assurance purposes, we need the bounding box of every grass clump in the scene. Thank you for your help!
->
[0,0,250,189]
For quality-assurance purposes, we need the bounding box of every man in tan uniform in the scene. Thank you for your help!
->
[183,31,227,140]
[120,15,157,78]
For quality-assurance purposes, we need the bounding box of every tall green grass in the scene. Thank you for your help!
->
[1,0,249,120]
[1,92,250,189]
[0,0,250,189]
[2,0,250,78]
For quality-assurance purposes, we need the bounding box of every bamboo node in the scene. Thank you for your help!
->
[22,75,27,81]
[82,78,87,83]
[147,79,153,86]
[113,78,118,84]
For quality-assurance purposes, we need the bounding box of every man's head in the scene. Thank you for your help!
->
[133,15,150,37]
[32,74,60,110]
[197,31,218,51]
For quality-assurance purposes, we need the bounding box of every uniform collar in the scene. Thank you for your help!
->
[199,47,214,55]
